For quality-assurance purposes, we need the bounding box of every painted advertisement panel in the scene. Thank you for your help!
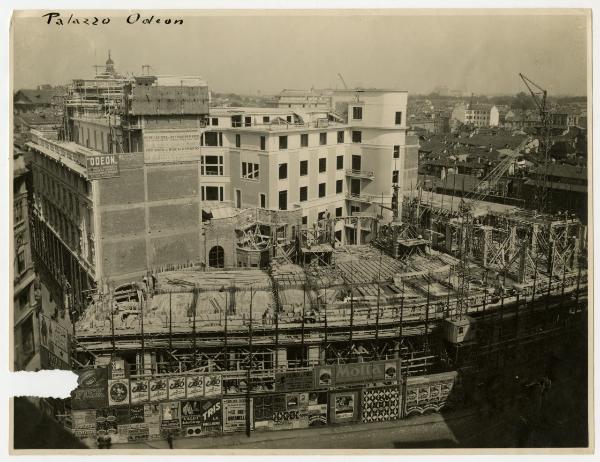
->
[185,375,204,399]
[204,374,222,396]
[361,385,400,422]
[274,370,314,392]
[130,379,149,404]
[404,371,457,417]
[86,154,120,179]
[71,367,109,410]
[168,376,186,400]
[149,377,168,402]
[181,399,222,437]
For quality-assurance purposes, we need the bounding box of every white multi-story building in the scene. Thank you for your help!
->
[451,103,500,128]
[205,89,418,244]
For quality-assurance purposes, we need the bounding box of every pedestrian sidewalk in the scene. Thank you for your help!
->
[109,407,478,450]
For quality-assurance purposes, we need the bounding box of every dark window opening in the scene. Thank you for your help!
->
[319,158,327,173]
[300,160,308,176]
[352,131,362,143]
[337,131,344,143]
[318,183,326,198]
[209,246,225,268]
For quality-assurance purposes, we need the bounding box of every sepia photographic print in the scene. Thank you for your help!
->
[8,7,593,454]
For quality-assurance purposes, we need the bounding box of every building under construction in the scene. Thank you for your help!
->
[71,189,587,380]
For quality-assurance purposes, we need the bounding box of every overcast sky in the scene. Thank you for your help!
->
[11,11,589,96]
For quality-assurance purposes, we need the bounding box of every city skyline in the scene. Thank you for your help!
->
[12,11,589,96]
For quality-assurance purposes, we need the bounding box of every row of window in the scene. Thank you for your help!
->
[42,199,82,255]
[298,180,344,202]
[36,169,85,220]
[351,107,403,126]
[279,155,345,180]
[278,131,361,151]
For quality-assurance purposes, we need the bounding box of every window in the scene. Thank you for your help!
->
[393,145,400,159]
[260,194,266,208]
[319,132,327,146]
[279,163,288,180]
[300,133,309,147]
[279,136,288,150]
[286,115,292,123]
[263,116,270,123]
[351,155,362,171]
[337,131,345,143]
[14,199,23,223]
[336,155,344,170]
[19,291,29,310]
[278,190,288,210]
[242,162,260,180]
[300,160,308,176]
[318,211,327,221]
[212,117,219,126]
[336,179,343,194]
[299,186,308,202]
[395,111,403,125]
[392,170,399,184]
[244,116,251,127]
[318,183,326,198]
[260,136,266,151]
[204,131,219,147]
[302,216,308,225]
[352,131,362,143]
[319,158,327,173]
[219,132,223,146]
[201,155,224,176]
[235,134,241,148]
[202,186,224,201]
[17,250,26,274]
[335,207,343,217]
[352,106,363,120]
[209,246,225,268]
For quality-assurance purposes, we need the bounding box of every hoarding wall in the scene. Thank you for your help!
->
[68,360,458,443]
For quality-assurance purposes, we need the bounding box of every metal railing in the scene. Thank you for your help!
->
[346,169,375,179]
[29,131,87,168]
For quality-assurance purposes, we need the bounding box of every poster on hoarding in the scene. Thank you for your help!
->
[71,367,109,410]
[186,375,204,399]
[130,379,149,404]
[145,403,161,439]
[204,374,222,396]
[168,376,186,400]
[222,397,253,433]
[307,392,328,426]
[160,402,181,430]
[71,409,96,438]
[331,391,359,423]
[110,359,128,379]
[275,370,314,392]
[107,379,130,406]
[149,378,168,402]
[39,313,70,369]
[181,399,222,437]
[315,366,334,388]
[95,408,118,436]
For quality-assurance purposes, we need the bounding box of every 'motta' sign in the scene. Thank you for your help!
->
[86,154,120,179]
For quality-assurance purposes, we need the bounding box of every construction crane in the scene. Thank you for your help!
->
[519,73,551,213]
[337,73,348,90]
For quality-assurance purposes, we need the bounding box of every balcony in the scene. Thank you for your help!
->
[345,169,374,180]
[345,193,374,204]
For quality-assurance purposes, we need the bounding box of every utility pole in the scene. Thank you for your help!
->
[245,289,253,438]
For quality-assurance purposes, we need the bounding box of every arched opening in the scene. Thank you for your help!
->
[208,246,225,268]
